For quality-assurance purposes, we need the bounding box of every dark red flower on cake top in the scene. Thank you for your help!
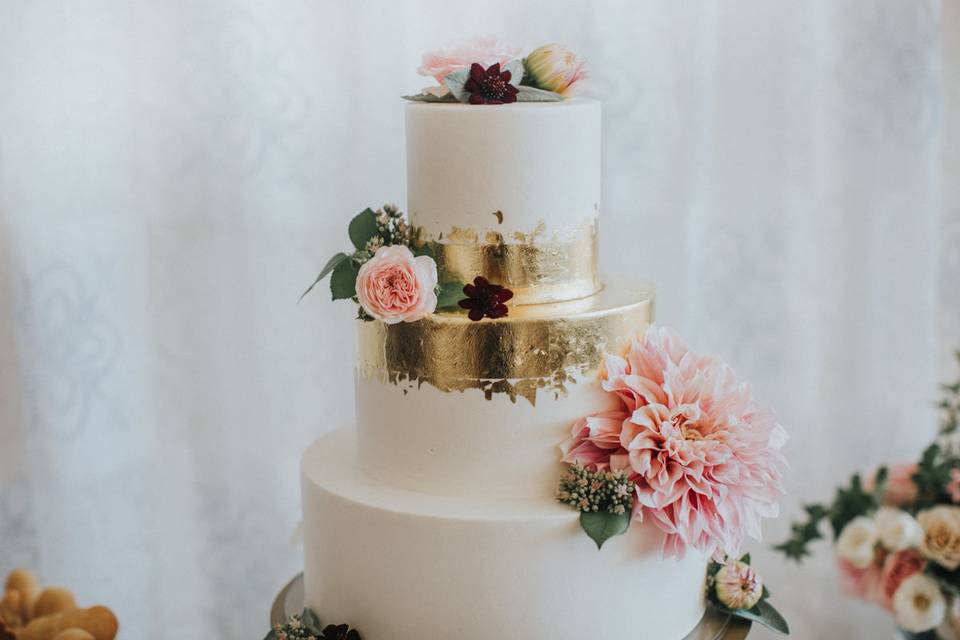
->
[458,276,514,321]
[320,624,361,640]
[463,62,519,105]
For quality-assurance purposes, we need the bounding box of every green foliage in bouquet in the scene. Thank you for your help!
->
[775,351,960,561]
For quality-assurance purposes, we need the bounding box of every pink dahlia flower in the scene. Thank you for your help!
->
[418,38,522,84]
[355,245,437,324]
[561,326,787,558]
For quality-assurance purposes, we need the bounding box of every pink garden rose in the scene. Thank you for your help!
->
[880,549,926,609]
[837,555,885,606]
[418,38,522,84]
[561,326,787,558]
[355,245,437,324]
[866,463,919,507]
[948,468,960,503]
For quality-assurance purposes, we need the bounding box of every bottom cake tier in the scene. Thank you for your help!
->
[301,429,708,640]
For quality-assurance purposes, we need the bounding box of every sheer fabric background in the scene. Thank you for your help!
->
[0,1,957,638]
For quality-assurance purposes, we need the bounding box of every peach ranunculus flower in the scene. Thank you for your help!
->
[417,38,522,84]
[523,44,587,96]
[918,505,960,570]
[879,549,926,609]
[355,245,438,324]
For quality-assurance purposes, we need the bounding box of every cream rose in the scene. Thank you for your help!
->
[892,573,946,633]
[876,507,924,552]
[918,506,960,570]
[355,245,438,324]
[836,516,879,569]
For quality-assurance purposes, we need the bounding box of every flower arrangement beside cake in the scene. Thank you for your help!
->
[777,351,960,638]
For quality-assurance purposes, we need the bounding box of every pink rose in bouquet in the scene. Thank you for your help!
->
[836,556,885,606]
[879,549,926,608]
[866,463,919,507]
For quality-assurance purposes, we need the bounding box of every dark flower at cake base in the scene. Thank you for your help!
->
[463,62,519,104]
[320,624,361,640]
[458,276,514,321]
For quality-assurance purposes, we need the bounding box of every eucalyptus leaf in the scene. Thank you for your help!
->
[348,208,379,252]
[503,59,524,85]
[516,86,564,102]
[444,68,470,103]
[300,252,350,301]
[330,259,358,300]
[300,608,322,631]
[724,601,790,635]
[579,510,631,550]
[402,92,458,103]
[436,281,465,310]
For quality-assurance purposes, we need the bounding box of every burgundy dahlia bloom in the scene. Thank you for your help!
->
[319,624,361,640]
[458,276,514,320]
[463,62,519,105]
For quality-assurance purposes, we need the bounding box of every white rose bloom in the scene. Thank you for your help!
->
[918,506,960,570]
[892,574,946,633]
[876,507,924,551]
[836,516,879,569]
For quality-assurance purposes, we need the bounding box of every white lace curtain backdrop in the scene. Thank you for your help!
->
[0,1,957,638]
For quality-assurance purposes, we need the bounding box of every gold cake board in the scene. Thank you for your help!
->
[270,573,751,639]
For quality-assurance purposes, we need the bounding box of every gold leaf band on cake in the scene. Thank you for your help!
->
[355,282,655,405]
[423,220,600,305]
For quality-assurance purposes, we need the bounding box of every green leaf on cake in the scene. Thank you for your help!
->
[348,208,379,252]
[443,68,470,103]
[726,600,790,635]
[330,258,359,300]
[503,59,524,85]
[516,86,563,102]
[300,608,322,631]
[300,252,350,301]
[579,510,630,550]
[402,92,458,103]
[436,281,465,310]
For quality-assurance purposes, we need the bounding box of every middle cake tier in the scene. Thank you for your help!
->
[354,280,655,500]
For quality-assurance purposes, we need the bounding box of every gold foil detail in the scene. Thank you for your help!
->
[356,282,655,405]
[423,219,600,305]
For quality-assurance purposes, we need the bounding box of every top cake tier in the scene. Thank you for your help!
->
[405,99,601,305]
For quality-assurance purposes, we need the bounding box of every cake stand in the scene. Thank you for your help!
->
[270,573,751,639]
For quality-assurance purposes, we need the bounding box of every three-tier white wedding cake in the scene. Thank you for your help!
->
[297,42,787,640]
